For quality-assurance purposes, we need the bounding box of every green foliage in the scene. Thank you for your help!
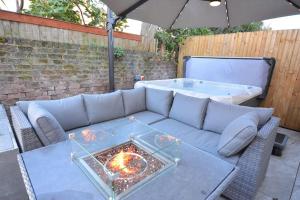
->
[24,0,80,23]
[155,28,213,59]
[114,47,125,59]
[155,22,264,60]
[0,37,7,44]
[210,22,264,34]
[23,0,127,31]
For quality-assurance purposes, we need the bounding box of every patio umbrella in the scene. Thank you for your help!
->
[103,0,300,90]
[103,0,299,28]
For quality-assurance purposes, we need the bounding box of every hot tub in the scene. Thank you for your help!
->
[135,78,262,105]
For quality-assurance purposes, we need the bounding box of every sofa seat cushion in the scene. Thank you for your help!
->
[169,93,209,129]
[150,119,239,165]
[67,117,151,144]
[130,111,165,125]
[28,103,66,146]
[146,88,173,117]
[83,91,125,124]
[218,112,259,157]
[122,87,146,115]
[182,130,240,165]
[203,100,273,134]
[68,118,130,142]
[17,95,89,131]
[150,118,198,137]
[68,118,127,133]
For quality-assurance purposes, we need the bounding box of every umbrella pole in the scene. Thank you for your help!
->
[106,1,149,91]
[107,8,115,92]
[106,1,149,92]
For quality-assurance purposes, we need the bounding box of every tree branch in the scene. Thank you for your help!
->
[75,3,86,25]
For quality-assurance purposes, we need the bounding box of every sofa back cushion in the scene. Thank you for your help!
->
[218,112,259,157]
[17,95,89,131]
[146,88,173,117]
[203,100,273,134]
[28,103,66,146]
[169,93,209,129]
[122,87,146,115]
[83,91,125,124]
[17,100,43,114]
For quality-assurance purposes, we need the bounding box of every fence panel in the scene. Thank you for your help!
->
[178,30,300,131]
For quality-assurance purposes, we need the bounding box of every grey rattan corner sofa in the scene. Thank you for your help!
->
[10,87,280,200]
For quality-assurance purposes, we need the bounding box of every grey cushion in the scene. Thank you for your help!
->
[146,88,173,117]
[151,119,239,164]
[122,87,146,115]
[218,112,259,157]
[67,118,135,146]
[68,117,151,143]
[169,93,209,129]
[83,91,125,124]
[28,103,66,146]
[68,118,128,135]
[17,95,89,131]
[203,100,273,134]
[17,101,42,114]
[183,130,240,165]
[151,118,198,137]
[153,125,220,159]
[130,111,165,124]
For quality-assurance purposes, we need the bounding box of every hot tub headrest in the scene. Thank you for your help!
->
[184,56,275,99]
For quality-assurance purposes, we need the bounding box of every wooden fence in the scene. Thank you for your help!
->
[0,10,156,52]
[178,30,300,131]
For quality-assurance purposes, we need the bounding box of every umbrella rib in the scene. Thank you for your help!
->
[169,0,191,29]
[286,0,300,9]
[118,0,150,19]
[224,0,230,28]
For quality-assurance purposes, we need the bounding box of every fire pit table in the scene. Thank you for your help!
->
[18,118,239,200]
[69,118,181,200]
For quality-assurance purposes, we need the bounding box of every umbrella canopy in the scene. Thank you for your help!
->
[102,0,300,28]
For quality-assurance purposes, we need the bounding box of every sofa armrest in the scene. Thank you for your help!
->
[0,105,19,152]
[257,117,280,139]
[10,106,42,152]
[224,116,280,200]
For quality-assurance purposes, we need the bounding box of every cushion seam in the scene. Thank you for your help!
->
[148,116,167,125]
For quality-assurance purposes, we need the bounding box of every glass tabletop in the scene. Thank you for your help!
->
[69,117,181,200]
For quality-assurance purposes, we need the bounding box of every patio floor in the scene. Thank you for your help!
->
[256,127,300,200]
[220,127,300,200]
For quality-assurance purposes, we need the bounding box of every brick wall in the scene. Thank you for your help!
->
[0,19,176,108]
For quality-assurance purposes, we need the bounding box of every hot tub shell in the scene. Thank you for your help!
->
[135,78,262,105]
[136,56,275,106]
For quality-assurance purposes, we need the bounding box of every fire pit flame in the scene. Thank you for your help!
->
[105,150,148,179]
[83,142,168,196]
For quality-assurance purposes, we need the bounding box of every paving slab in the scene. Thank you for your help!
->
[256,127,300,200]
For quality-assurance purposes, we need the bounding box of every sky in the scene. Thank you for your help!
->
[1,1,300,34]
[263,15,300,30]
